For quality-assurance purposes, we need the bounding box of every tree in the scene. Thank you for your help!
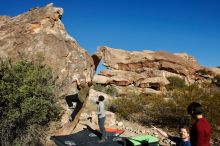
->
[0,59,60,146]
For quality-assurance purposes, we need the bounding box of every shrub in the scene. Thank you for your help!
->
[105,85,118,96]
[93,83,104,92]
[0,59,60,146]
[166,76,186,90]
[109,94,144,119]
[93,83,118,96]
[109,84,220,143]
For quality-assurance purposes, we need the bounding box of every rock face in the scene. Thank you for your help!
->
[0,3,95,136]
[93,46,203,94]
[207,67,220,76]
[0,3,95,96]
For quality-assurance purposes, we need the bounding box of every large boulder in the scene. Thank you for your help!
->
[95,46,202,76]
[93,46,204,94]
[0,3,95,136]
[207,67,220,76]
[94,69,170,87]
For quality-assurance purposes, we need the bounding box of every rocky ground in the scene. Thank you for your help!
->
[70,99,175,146]
[74,112,174,146]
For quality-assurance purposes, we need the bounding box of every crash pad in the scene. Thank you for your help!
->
[126,135,159,146]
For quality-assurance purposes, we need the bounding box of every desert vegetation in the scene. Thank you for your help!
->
[93,83,118,97]
[166,76,187,90]
[108,77,220,144]
[0,59,60,146]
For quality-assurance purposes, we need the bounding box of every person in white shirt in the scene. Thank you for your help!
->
[96,95,106,142]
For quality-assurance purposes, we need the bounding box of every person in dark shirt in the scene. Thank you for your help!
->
[153,126,191,146]
[187,102,211,146]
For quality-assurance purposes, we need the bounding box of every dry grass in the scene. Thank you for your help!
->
[108,83,220,144]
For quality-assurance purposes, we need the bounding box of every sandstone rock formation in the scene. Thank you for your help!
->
[93,46,204,95]
[1,3,215,145]
[0,3,95,136]
[207,67,220,76]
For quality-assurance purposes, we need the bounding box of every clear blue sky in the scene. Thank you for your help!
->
[1,0,220,67]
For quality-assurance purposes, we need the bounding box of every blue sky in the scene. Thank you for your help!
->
[1,0,220,68]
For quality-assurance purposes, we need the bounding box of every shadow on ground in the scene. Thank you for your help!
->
[51,124,126,146]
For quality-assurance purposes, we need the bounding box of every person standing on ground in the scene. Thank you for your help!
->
[187,102,211,146]
[96,95,106,142]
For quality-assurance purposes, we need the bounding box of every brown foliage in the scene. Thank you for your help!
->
[109,84,220,143]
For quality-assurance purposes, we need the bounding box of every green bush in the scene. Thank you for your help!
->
[93,83,118,96]
[0,59,60,146]
[166,76,187,90]
[105,85,118,96]
[93,83,104,92]
[109,94,145,119]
